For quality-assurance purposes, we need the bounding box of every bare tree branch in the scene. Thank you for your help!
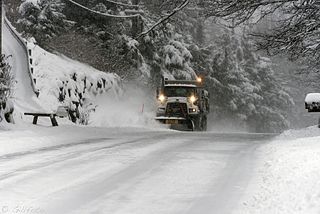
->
[201,0,320,68]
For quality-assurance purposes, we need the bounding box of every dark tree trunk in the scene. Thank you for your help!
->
[131,0,141,37]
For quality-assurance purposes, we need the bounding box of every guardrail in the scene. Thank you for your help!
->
[4,16,39,97]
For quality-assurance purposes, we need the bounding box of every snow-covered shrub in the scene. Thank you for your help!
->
[56,73,120,124]
[77,101,96,125]
[0,55,15,123]
[18,0,74,42]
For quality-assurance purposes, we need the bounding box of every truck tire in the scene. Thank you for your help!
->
[202,116,207,131]
[187,119,195,131]
[193,116,201,131]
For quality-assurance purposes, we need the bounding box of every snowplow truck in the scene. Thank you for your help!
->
[155,77,210,131]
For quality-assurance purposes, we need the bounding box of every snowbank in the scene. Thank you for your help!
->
[279,125,320,139]
[239,126,320,214]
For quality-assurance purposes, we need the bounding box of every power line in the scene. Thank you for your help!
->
[100,0,139,8]
[67,0,140,19]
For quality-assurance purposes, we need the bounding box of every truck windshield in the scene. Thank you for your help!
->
[164,86,195,97]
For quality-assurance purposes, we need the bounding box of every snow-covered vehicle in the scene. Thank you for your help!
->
[155,77,210,131]
[305,93,320,112]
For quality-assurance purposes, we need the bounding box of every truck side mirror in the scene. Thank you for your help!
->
[156,88,159,98]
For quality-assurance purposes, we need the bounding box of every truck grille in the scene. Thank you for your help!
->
[166,102,188,117]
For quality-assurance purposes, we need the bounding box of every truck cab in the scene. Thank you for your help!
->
[155,78,210,131]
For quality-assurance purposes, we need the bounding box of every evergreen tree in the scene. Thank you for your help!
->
[18,0,74,42]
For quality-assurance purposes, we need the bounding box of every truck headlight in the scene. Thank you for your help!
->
[189,95,197,103]
[158,94,166,102]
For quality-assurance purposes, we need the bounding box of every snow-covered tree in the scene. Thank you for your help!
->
[196,25,293,132]
[18,0,74,42]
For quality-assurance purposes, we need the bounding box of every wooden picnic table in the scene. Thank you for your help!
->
[24,113,59,126]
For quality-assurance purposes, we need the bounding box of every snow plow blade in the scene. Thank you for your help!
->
[155,117,194,131]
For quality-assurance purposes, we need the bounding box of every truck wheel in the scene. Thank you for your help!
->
[193,116,201,131]
[202,116,207,131]
[187,119,195,131]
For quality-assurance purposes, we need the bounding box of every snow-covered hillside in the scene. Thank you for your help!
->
[30,42,122,113]
[30,43,158,128]
[2,12,161,130]
[3,16,130,126]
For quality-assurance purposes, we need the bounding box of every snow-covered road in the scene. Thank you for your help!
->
[0,126,276,214]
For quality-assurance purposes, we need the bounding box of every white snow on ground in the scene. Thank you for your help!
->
[238,126,320,214]
[0,124,260,214]
[0,124,166,160]
[0,125,173,213]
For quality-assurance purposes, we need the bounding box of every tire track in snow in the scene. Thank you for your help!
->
[0,133,173,182]
[40,136,198,214]
[0,132,277,214]
[0,137,112,161]
[185,137,272,214]
[69,133,276,214]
